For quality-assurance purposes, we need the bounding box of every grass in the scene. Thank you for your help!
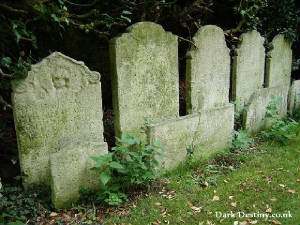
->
[104,138,300,225]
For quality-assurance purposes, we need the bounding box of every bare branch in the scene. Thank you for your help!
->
[0,69,13,79]
[69,9,98,19]
[178,36,198,49]
[224,16,246,34]
[64,0,99,7]
[0,95,12,110]
[0,3,28,14]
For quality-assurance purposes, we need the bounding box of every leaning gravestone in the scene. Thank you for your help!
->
[186,25,230,113]
[147,104,234,170]
[232,30,265,106]
[50,141,107,208]
[243,85,289,134]
[266,34,292,88]
[110,22,179,141]
[12,52,108,185]
[288,80,300,114]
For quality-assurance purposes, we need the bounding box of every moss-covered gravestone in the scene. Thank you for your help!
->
[110,22,179,141]
[266,35,292,88]
[243,86,289,134]
[148,26,234,170]
[147,104,234,169]
[186,25,230,113]
[12,52,108,207]
[232,30,265,106]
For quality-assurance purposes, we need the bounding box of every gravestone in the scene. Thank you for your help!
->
[243,86,289,134]
[193,104,234,158]
[288,80,300,114]
[147,105,234,170]
[232,30,265,106]
[147,114,199,170]
[50,141,107,208]
[266,34,292,88]
[186,25,230,113]
[110,22,179,141]
[12,52,107,185]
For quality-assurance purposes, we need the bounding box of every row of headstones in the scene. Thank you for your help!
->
[110,22,299,169]
[12,22,299,209]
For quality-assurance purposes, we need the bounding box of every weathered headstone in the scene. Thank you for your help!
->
[110,22,179,141]
[193,104,234,158]
[288,80,300,114]
[243,86,289,134]
[147,105,234,169]
[232,30,265,106]
[12,52,107,185]
[147,114,199,170]
[186,25,230,113]
[50,141,107,208]
[266,34,292,88]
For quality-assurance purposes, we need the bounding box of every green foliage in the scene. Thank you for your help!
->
[260,95,299,145]
[232,101,245,130]
[229,129,253,152]
[0,183,52,225]
[90,134,167,206]
[233,0,299,42]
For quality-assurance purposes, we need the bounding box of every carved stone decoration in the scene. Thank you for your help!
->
[12,52,107,185]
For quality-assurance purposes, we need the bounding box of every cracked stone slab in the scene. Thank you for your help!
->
[232,30,265,107]
[243,86,289,134]
[193,104,234,158]
[50,141,108,209]
[147,104,234,170]
[12,52,106,185]
[147,114,199,170]
[110,22,179,142]
[186,25,230,113]
[288,80,300,114]
[265,34,292,88]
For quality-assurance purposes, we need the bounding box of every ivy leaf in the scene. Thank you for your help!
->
[109,162,123,169]
[122,10,132,15]
[100,172,111,186]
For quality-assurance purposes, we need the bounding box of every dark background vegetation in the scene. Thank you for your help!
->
[0,0,299,183]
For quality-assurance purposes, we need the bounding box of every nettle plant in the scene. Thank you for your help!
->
[90,134,167,206]
[260,95,299,145]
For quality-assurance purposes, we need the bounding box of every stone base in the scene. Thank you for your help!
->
[50,141,108,209]
[243,85,289,134]
[147,104,234,170]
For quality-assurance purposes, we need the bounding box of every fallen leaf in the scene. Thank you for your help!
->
[49,212,58,217]
[155,202,162,206]
[270,197,277,201]
[206,220,214,225]
[231,202,237,207]
[199,222,204,225]
[249,220,258,224]
[240,221,248,225]
[186,201,193,207]
[191,206,202,212]
[229,196,234,200]
[266,208,272,213]
[270,220,281,224]
[279,184,285,188]
[288,189,296,194]
[212,195,219,201]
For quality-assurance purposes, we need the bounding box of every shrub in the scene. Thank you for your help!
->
[90,134,166,206]
[260,96,299,145]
